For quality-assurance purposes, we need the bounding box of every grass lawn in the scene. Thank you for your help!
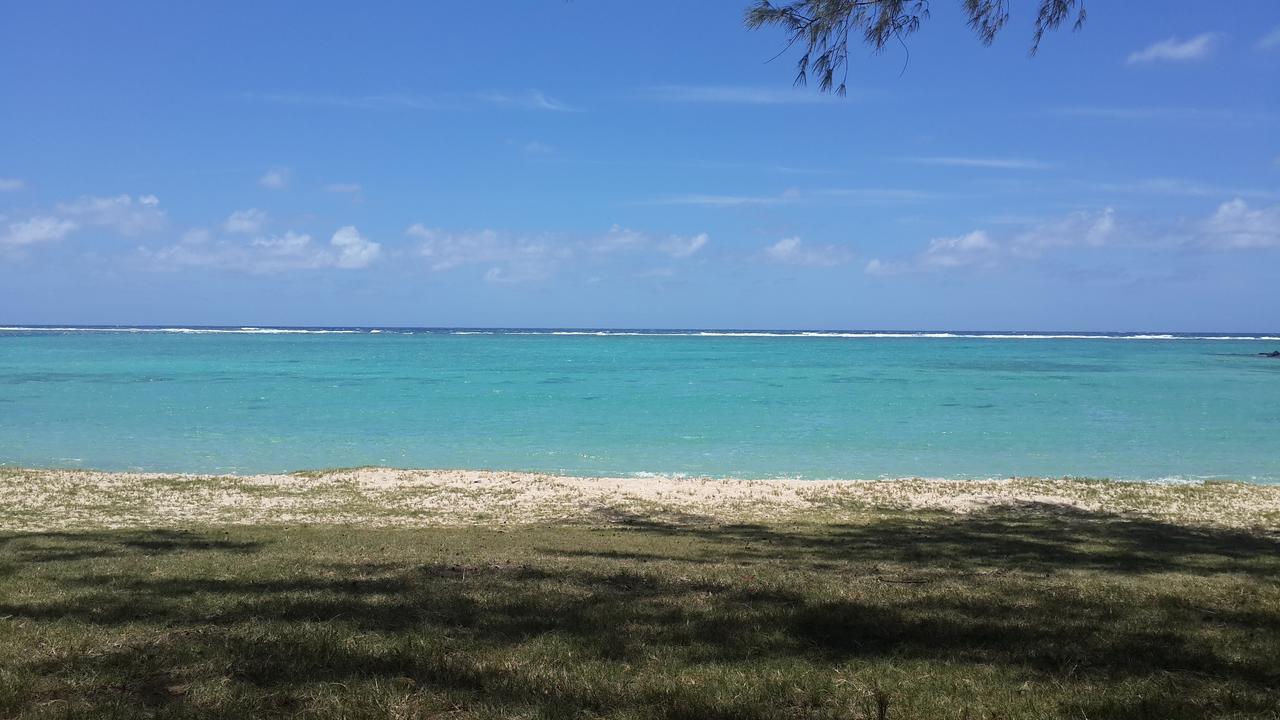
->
[2,497,1279,719]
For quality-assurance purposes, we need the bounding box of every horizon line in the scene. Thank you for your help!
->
[3,324,1279,336]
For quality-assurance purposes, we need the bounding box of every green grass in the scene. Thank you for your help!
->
[2,506,1279,718]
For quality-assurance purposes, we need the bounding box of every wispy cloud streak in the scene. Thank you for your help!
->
[1257,26,1280,51]
[903,156,1051,171]
[1127,33,1217,64]
[634,85,836,104]
[245,89,577,112]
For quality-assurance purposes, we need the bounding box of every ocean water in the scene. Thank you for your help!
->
[1,326,1278,482]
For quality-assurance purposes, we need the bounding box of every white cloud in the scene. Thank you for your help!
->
[1,216,78,246]
[651,192,797,207]
[919,231,998,268]
[522,141,554,156]
[659,233,708,258]
[407,225,567,280]
[865,230,997,275]
[476,90,576,112]
[903,156,1050,170]
[247,92,449,110]
[405,223,709,282]
[866,201,1280,279]
[587,225,648,254]
[636,85,835,104]
[2,193,162,250]
[817,188,942,203]
[143,225,379,272]
[259,168,289,189]
[0,178,24,192]
[764,237,852,267]
[482,265,546,284]
[329,225,381,268]
[223,208,268,235]
[57,194,165,235]
[1127,33,1217,64]
[142,243,220,270]
[248,231,317,266]
[863,259,893,275]
[1255,26,1280,51]
[652,187,938,207]
[1200,199,1280,249]
[250,90,576,112]
[766,237,803,262]
[326,183,362,194]
[586,225,708,259]
[1091,178,1279,200]
[1011,208,1117,256]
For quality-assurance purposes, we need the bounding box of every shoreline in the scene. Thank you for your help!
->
[5,466,1279,532]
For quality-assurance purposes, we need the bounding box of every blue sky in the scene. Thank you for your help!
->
[2,1,1278,330]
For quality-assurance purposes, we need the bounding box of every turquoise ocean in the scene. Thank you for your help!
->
[1,326,1278,482]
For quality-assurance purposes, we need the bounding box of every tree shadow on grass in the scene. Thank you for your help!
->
[581,502,1280,577]
[2,508,1279,718]
[0,529,263,564]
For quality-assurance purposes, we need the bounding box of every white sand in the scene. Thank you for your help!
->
[3,467,1279,532]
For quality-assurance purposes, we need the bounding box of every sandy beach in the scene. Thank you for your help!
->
[5,466,1279,532]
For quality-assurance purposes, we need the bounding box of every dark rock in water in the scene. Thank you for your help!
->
[1261,351,1280,358]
